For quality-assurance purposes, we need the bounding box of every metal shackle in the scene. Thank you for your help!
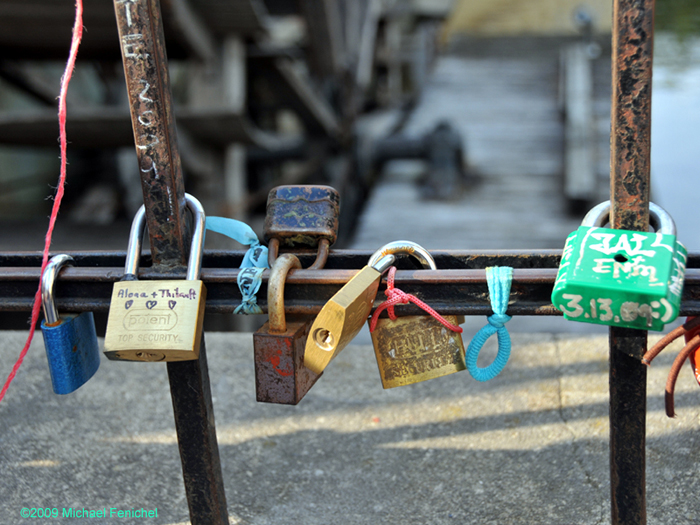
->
[267,254,302,334]
[41,254,75,326]
[582,200,677,236]
[368,240,438,273]
[124,193,206,280]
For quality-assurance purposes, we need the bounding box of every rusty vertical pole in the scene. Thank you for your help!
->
[609,0,654,524]
[113,1,229,523]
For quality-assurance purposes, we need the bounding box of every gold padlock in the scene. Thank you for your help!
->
[368,244,466,388]
[303,241,436,375]
[103,194,207,362]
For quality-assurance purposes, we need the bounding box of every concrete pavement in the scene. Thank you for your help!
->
[1,330,699,524]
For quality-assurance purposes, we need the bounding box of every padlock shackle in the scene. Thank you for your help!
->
[582,200,677,236]
[124,194,206,280]
[124,206,146,278]
[267,254,302,333]
[41,254,75,326]
[185,194,206,280]
[267,237,331,270]
[368,240,437,272]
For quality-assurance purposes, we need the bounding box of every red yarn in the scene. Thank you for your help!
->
[369,266,463,333]
[0,0,83,403]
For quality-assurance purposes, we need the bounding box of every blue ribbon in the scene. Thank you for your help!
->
[465,266,513,382]
[233,267,265,315]
[206,217,269,314]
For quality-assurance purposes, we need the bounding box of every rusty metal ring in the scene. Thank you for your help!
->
[268,253,302,334]
[267,238,330,270]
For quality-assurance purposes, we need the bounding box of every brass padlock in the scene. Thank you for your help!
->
[368,245,466,388]
[103,194,207,362]
[303,240,435,374]
[253,254,321,404]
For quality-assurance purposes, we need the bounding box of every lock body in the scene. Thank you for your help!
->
[104,280,206,361]
[42,312,100,394]
[264,185,340,248]
[552,226,687,331]
[254,315,321,404]
[371,314,466,388]
[304,265,383,374]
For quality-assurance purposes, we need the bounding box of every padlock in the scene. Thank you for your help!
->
[264,185,340,269]
[41,254,100,394]
[103,194,207,361]
[253,254,321,404]
[552,200,687,331]
[368,245,466,389]
[303,240,434,374]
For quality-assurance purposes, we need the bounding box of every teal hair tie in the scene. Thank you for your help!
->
[465,266,513,382]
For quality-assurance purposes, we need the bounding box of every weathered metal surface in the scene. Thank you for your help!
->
[609,330,647,525]
[2,251,700,318]
[254,316,321,404]
[263,185,341,248]
[166,343,228,523]
[254,254,321,404]
[610,0,653,232]
[113,1,228,523]
[371,314,466,389]
[608,1,654,524]
[115,0,188,268]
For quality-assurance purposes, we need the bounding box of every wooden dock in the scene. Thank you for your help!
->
[352,45,612,252]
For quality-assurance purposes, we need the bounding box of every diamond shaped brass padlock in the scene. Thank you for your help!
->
[368,242,466,388]
[552,201,687,331]
[103,194,207,361]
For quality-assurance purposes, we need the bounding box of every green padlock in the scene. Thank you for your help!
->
[552,201,687,331]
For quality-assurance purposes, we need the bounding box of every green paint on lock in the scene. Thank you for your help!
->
[552,226,687,331]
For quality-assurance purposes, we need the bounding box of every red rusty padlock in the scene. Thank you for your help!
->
[264,185,340,269]
[253,254,321,404]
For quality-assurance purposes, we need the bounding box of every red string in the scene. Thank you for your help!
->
[369,266,463,333]
[0,0,83,403]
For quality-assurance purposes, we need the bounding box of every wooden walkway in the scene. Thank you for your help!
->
[351,51,611,251]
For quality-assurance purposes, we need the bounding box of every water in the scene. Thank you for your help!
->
[652,34,700,249]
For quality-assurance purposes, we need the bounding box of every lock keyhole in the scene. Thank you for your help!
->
[313,328,335,351]
[614,254,628,263]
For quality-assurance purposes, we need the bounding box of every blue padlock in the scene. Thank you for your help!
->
[41,254,100,394]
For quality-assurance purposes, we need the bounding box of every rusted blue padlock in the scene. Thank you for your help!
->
[41,254,100,394]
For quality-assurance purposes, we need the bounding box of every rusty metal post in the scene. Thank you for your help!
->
[609,1,654,523]
[113,1,228,523]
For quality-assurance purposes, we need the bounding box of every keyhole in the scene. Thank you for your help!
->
[614,254,628,263]
[313,328,335,351]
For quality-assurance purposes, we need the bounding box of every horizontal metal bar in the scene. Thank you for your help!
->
[2,250,700,317]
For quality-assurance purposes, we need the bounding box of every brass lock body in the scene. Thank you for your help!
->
[372,315,466,389]
[303,241,436,375]
[104,195,207,361]
[253,254,321,404]
[369,243,466,388]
